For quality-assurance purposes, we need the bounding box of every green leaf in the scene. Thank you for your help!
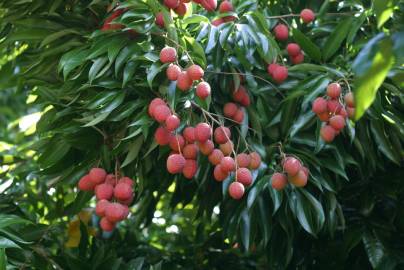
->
[374,0,396,28]
[121,136,144,168]
[147,62,168,89]
[362,230,385,268]
[322,18,354,61]
[0,237,20,249]
[59,48,89,80]
[0,215,30,230]
[354,38,395,120]
[0,249,6,270]
[292,28,321,62]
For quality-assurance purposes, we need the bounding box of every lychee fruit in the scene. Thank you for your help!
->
[113,182,132,201]
[164,0,180,9]
[78,175,95,191]
[95,183,114,200]
[195,123,212,142]
[291,53,304,65]
[183,143,199,159]
[160,47,177,63]
[183,126,196,143]
[289,169,308,187]
[236,153,251,168]
[301,166,309,178]
[236,168,252,186]
[166,64,181,81]
[95,199,110,217]
[167,154,186,174]
[317,112,331,122]
[148,98,166,117]
[220,156,236,172]
[219,0,233,12]
[201,0,217,11]
[233,109,244,123]
[272,65,288,83]
[105,174,117,186]
[100,217,115,232]
[312,97,327,114]
[347,107,355,119]
[196,82,211,99]
[232,85,247,103]
[183,159,198,179]
[199,139,214,155]
[300,8,315,24]
[119,177,134,186]
[165,114,180,131]
[327,99,342,114]
[89,168,107,185]
[329,115,346,130]
[177,71,193,91]
[338,107,348,118]
[267,63,279,76]
[320,125,336,142]
[153,105,171,123]
[286,43,301,57]
[174,2,187,16]
[274,24,288,41]
[214,126,231,144]
[212,18,224,26]
[344,92,355,107]
[220,140,234,156]
[154,126,172,146]
[208,149,224,165]
[169,134,185,152]
[214,164,228,181]
[155,12,165,28]
[105,203,126,222]
[249,152,261,170]
[223,102,238,118]
[283,157,302,176]
[187,64,204,81]
[271,173,287,190]
[228,182,245,200]
[327,83,341,99]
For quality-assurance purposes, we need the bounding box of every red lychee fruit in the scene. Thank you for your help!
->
[183,159,198,179]
[291,53,304,65]
[267,63,279,76]
[177,71,193,91]
[274,24,289,41]
[272,65,288,84]
[195,123,212,142]
[119,195,134,206]
[95,199,110,217]
[187,64,204,81]
[241,93,251,107]
[196,82,211,99]
[166,64,181,81]
[165,115,180,131]
[183,144,199,159]
[233,109,244,124]
[338,107,348,118]
[183,126,196,143]
[312,97,327,114]
[236,153,251,168]
[208,149,224,165]
[164,0,180,9]
[214,126,231,144]
[199,139,214,155]
[214,164,228,181]
[153,105,171,123]
[169,134,185,152]
[236,168,252,186]
[201,0,217,11]
[249,152,261,170]
[327,83,342,99]
[220,156,236,172]
[317,112,331,122]
[89,168,107,185]
[327,99,342,114]
[286,43,301,57]
[212,18,224,26]
[301,166,309,178]
[320,125,336,143]
[232,85,247,103]
[174,2,187,16]
[148,98,166,117]
[78,175,95,191]
[347,107,355,119]
[223,102,238,118]
[220,140,234,156]
[283,157,302,176]
[155,12,165,28]
[105,203,126,222]
[289,169,308,187]
[229,182,245,200]
[119,177,134,186]
[95,183,114,200]
[219,0,233,12]
[329,115,346,130]
[160,47,177,63]
[344,92,355,107]
[105,174,117,186]
[167,154,186,174]
[271,173,287,190]
[113,182,132,201]
[300,8,315,24]
[154,126,172,146]
[100,217,115,232]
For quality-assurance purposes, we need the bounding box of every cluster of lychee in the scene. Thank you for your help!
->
[271,156,309,190]
[266,8,315,84]
[212,0,236,26]
[311,82,355,143]
[78,168,134,232]
[160,47,211,99]
[222,83,250,124]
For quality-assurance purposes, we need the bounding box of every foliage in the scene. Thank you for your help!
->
[0,0,403,269]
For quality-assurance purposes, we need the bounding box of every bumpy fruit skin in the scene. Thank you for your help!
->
[164,0,180,9]
[327,83,341,99]
[211,18,224,26]
[344,92,355,107]
[274,24,289,41]
[291,53,304,65]
[329,115,346,130]
[105,174,117,186]
[286,43,301,57]
[155,12,165,28]
[187,64,204,81]
[119,195,134,206]
[160,47,177,63]
[240,93,250,107]
[183,127,196,143]
[119,177,134,186]
[214,165,228,181]
[199,140,214,155]
[167,154,186,174]
[267,63,279,76]
[174,2,187,16]
[196,82,211,99]
[327,100,342,114]
[312,97,327,114]
[153,105,171,123]
[271,173,288,190]
[338,107,348,118]
[95,199,110,217]
[148,98,166,117]
[166,64,181,81]
[320,125,336,143]
[214,126,231,144]
[289,170,308,187]
[220,157,236,172]
[95,183,114,200]
[89,168,107,185]
[177,71,193,91]
[272,65,288,83]
[229,182,245,200]
[209,149,224,165]
[114,182,132,201]
[249,152,261,170]
[195,123,212,142]
[220,141,234,156]
[301,166,309,177]
[233,109,244,124]
[183,159,198,179]
[300,8,315,23]
[154,126,172,146]
[78,175,95,191]
[105,203,126,223]
[100,217,115,232]
[223,102,238,118]
[201,0,217,11]
[219,0,233,12]
[232,86,247,103]
[236,153,251,168]
[169,134,185,152]
[317,112,331,122]
[165,115,180,131]
[183,144,199,159]
[283,157,302,176]
[236,168,252,186]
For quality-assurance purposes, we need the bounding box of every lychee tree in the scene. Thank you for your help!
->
[0,0,403,269]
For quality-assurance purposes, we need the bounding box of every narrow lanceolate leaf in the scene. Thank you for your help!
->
[362,230,385,268]
[322,18,354,61]
[292,28,322,62]
[0,249,6,270]
[373,0,396,28]
[354,38,395,120]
